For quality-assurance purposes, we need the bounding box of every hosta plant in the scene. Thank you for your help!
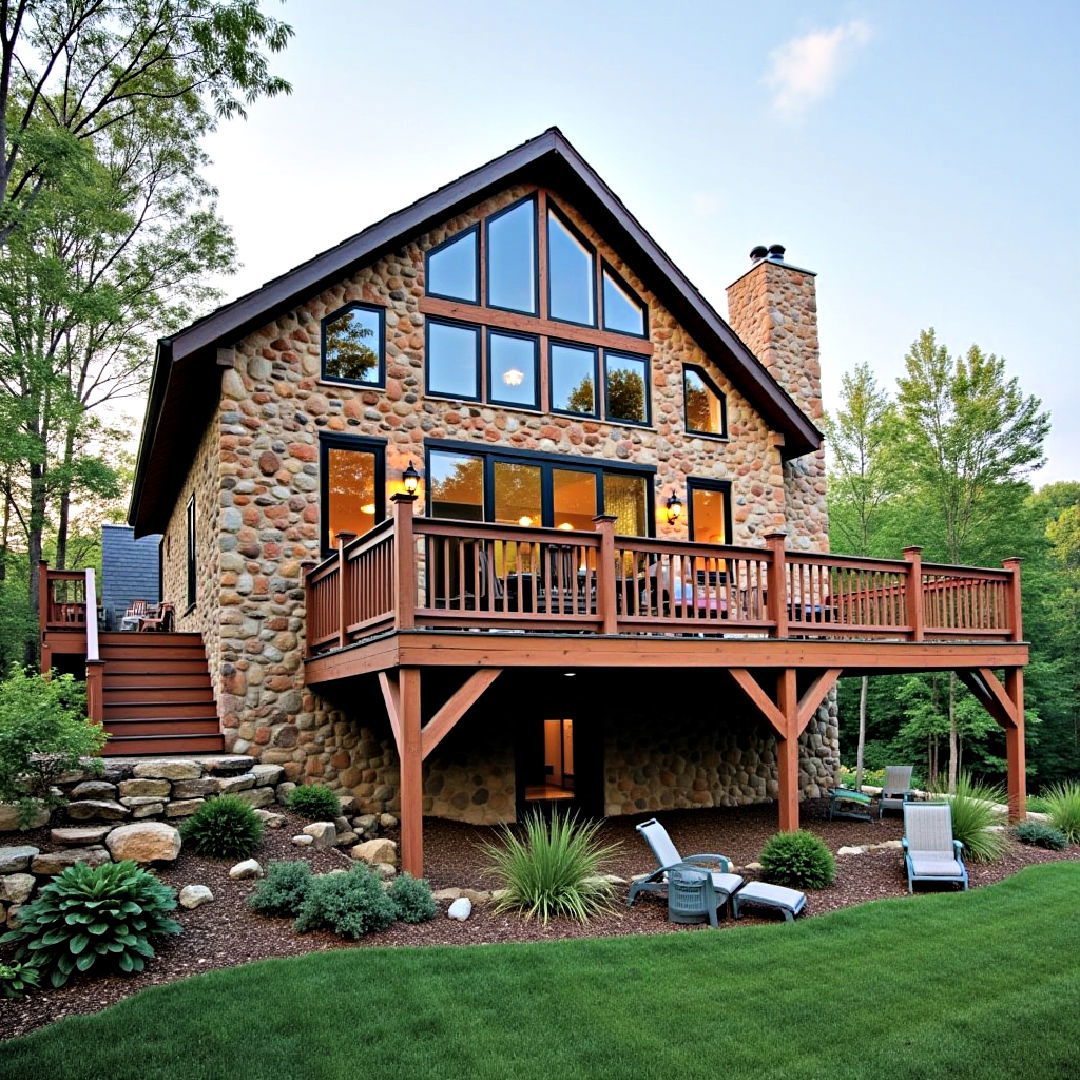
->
[0,861,180,987]
[0,959,41,999]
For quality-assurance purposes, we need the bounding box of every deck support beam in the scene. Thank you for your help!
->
[957,666,1026,821]
[776,670,799,833]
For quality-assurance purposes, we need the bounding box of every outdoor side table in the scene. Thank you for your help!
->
[667,864,733,928]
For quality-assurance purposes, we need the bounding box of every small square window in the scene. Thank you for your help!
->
[604,351,650,425]
[322,304,385,386]
[487,330,539,409]
[427,320,481,400]
[549,342,598,417]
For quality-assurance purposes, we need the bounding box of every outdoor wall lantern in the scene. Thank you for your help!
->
[666,492,683,524]
[402,461,421,496]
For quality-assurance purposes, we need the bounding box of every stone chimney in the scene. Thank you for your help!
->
[726,246,827,551]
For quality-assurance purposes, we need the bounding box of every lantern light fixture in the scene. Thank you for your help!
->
[402,461,420,496]
[666,492,683,524]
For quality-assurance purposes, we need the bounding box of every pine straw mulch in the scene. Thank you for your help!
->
[2,801,1076,1040]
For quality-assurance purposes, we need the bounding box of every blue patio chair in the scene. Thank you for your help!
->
[902,802,968,892]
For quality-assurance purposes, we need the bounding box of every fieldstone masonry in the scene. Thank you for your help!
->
[155,191,839,824]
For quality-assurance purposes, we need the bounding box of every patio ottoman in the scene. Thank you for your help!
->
[731,882,806,922]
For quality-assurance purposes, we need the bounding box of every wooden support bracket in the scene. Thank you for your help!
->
[421,669,503,760]
[378,671,402,750]
[957,668,1017,729]
[729,669,786,736]
[796,669,843,734]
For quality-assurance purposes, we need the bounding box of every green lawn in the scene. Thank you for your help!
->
[4,863,1080,1080]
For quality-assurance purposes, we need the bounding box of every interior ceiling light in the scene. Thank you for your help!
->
[557,522,574,531]
[360,503,376,515]
[502,367,525,386]
[518,515,534,527]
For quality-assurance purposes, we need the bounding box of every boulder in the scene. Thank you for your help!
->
[837,846,867,856]
[200,756,254,776]
[121,796,170,807]
[101,761,135,784]
[374,863,397,880]
[31,846,111,875]
[178,885,215,909]
[275,782,297,806]
[253,809,287,828]
[251,764,284,787]
[6,904,22,928]
[119,778,171,798]
[228,859,264,881]
[66,800,129,822]
[461,888,491,904]
[337,795,356,814]
[0,802,50,832]
[0,846,39,872]
[379,813,399,830]
[353,814,378,834]
[216,773,255,794]
[432,887,462,902]
[49,827,110,847]
[302,822,337,851]
[0,873,35,904]
[171,777,219,799]
[132,803,166,819]
[447,897,472,921]
[70,781,117,799]
[335,830,358,847]
[233,786,275,809]
[165,798,206,818]
[105,822,181,864]
[291,834,314,846]
[350,838,398,866]
[133,760,201,780]
[334,816,351,832]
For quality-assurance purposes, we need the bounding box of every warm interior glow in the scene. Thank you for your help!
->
[502,367,525,386]
[327,446,377,542]
[518,515,534,527]
[360,503,375,515]
[557,522,574,531]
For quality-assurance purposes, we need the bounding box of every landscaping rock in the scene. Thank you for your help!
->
[379,814,399,830]
[837,845,867,856]
[275,782,296,806]
[302,822,337,850]
[374,863,397,880]
[351,838,398,866]
[447,897,472,921]
[133,760,200,780]
[0,846,39,872]
[0,803,49,831]
[461,888,491,904]
[120,795,170,807]
[253,809,287,828]
[200,756,254,776]
[101,761,135,784]
[132,803,166,819]
[6,904,22,928]
[251,764,284,787]
[216,773,255,794]
[165,798,205,818]
[491,889,510,903]
[228,859,264,880]
[0,873,35,904]
[71,781,117,799]
[432,887,462,902]
[66,800,129,822]
[170,778,219,799]
[337,795,356,814]
[119,778,172,798]
[232,786,275,809]
[335,830,358,847]
[31,846,111,875]
[49,827,109,847]
[353,814,378,834]
[291,834,314,846]
[105,822,181,864]
[178,885,215,909]
[334,815,351,832]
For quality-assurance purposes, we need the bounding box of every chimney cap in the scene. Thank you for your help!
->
[767,244,786,261]
[749,245,769,263]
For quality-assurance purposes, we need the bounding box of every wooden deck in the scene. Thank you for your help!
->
[303,497,1029,876]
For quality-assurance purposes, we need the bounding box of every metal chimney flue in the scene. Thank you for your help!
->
[767,244,786,262]
[749,245,769,265]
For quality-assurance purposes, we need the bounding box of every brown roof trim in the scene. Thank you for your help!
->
[129,127,822,534]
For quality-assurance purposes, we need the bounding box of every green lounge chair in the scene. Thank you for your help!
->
[903,802,968,892]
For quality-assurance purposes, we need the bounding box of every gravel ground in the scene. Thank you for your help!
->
[2,801,1076,1041]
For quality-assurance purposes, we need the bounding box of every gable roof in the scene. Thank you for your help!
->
[129,127,822,534]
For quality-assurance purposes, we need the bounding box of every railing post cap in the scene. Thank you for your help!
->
[1002,557,1023,568]
[86,658,105,668]
[390,492,418,505]
[764,530,788,542]
[335,531,357,543]
[902,545,923,556]
[592,514,618,524]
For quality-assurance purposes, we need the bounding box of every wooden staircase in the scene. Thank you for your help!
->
[99,633,225,755]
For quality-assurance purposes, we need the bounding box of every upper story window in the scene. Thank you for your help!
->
[602,265,646,337]
[683,365,727,437]
[426,226,479,303]
[427,319,481,400]
[322,303,385,386]
[487,330,539,409]
[549,342,598,416]
[546,206,596,326]
[604,351,650,426]
[486,196,537,313]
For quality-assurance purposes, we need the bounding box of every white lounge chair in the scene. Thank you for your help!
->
[880,765,915,814]
[903,802,969,892]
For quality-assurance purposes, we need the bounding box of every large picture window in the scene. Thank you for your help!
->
[683,365,727,437]
[320,436,386,554]
[547,206,596,327]
[549,343,598,417]
[486,196,537,314]
[321,303,385,386]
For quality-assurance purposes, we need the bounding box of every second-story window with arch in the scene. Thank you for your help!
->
[683,364,727,437]
[322,303,385,386]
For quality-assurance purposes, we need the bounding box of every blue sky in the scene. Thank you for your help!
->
[201,0,1080,484]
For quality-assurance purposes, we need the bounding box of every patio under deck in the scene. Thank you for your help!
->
[304,496,1029,876]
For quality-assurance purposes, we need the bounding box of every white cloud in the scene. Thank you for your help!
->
[765,20,872,118]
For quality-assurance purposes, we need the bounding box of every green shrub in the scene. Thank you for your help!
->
[1015,821,1068,851]
[0,959,41,999]
[1025,794,1052,814]
[836,765,886,790]
[930,774,1007,863]
[0,666,106,825]
[293,864,397,939]
[1042,782,1080,844]
[759,830,836,889]
[387,873,438,923]
[248,860,314,917]
[179,795,265,859]
[483,810,617,925]
[287,784,341,821]
[0,861,179,987]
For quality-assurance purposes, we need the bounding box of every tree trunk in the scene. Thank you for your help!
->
[947,672,959,793]
[55,426,77,570]
[855,675,869,788]
[0,474,10,583]
[26,455,46,668]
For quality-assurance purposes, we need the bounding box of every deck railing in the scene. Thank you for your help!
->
[39,564,89,631]
[304,498,1023,654]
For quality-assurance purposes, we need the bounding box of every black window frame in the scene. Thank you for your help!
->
[424,223,481,305]
[545,201,598,330]
[682,364,729,439]
[319,433,387,557]
[424,440,656,536]
[687,478,734,546]
[185,494,196,613]
[424,317,482,403]
[600,261,648,339]
[603,349,652,428]
[486,328,540,410]
[548,339,600,419]
[320,301,386,388]
[484,193,539,316]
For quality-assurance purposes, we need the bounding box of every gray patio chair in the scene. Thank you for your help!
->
[902,802,968,892]
[626,817,744,912]
[879,765,915,813]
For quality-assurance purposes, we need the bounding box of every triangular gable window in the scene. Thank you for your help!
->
[602,264,646,337]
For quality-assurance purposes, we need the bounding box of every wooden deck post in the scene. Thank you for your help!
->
[334,532,356,649]
[903,546,924,641]
[764,532,788,638]
[86,660,105,724]
[775,669,799,831]
[1004,667,1026,821]
[1002,558,1023,641]
[592,514,618,634]
[391,494,418,631]
[397,667,424,875]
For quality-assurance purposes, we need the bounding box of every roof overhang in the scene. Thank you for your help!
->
[129,128,823,535]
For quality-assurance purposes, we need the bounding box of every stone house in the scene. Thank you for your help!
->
[111,129,1027,875]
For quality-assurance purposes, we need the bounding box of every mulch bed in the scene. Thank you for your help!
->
[2,800,1076,1040]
